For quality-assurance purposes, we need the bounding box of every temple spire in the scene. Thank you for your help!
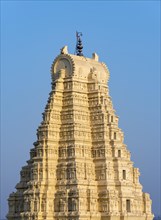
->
[75,31,83,56]
[7,41,154,220]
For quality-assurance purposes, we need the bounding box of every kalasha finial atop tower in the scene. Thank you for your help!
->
[75,31,83,56]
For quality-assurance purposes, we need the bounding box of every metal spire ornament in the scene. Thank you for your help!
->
[75,31,83,56]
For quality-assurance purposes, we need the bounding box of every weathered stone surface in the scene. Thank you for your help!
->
[7,47,154,220]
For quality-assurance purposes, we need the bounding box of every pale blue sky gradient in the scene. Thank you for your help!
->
[1,1,160,219]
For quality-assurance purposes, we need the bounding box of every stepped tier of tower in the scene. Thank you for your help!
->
[7,47,153,220]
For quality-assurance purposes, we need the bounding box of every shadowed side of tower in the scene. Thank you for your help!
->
[7,45,153,220]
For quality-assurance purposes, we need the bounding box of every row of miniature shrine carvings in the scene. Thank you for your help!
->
[9,195,150,214]
[29,145,127,159]
[21,165,138,183]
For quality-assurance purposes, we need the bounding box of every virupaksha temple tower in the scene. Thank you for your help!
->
[7,33,154,220]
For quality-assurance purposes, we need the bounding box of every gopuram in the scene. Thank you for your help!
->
[7,33,154,220]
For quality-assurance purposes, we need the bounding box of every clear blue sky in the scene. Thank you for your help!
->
[1,1,160,218]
